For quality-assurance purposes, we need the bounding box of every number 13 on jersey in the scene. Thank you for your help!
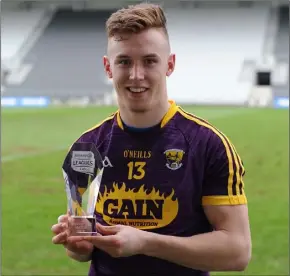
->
[127,161,146,180]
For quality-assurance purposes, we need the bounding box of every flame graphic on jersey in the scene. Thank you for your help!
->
[96,183,179,230]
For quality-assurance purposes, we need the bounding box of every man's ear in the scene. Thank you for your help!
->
[103,56,112,78]
[166,53,175,77]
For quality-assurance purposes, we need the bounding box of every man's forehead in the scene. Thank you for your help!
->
[107,28,170,57]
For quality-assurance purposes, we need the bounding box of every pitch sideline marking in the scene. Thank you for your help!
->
[2,146,68,163]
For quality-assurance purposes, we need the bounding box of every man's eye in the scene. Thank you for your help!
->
[119,60,130,65]
[145,59,156,65]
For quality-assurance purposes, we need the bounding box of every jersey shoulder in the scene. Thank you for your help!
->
[175,107,222,141]
[175,107,246,197]
[174,107,235,156]
[74,112,116,146]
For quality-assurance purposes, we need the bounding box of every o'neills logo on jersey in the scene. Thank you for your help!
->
[96,183,179,230]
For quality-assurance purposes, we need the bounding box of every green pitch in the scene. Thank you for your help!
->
[2,105,289,275]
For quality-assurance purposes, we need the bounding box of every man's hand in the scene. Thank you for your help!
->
[68,223,147,258]
[51,213,94,261]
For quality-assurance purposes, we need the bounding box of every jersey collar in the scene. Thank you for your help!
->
[116,100,178,130]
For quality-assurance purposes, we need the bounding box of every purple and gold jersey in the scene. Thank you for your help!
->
[75,101,247,276]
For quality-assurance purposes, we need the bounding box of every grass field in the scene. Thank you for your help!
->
[2,105,289,275]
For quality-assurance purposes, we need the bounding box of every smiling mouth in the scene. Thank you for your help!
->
[126,87,148,93]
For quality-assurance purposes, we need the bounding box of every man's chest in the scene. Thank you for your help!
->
[94,132,205,232]
[99,132,192,189]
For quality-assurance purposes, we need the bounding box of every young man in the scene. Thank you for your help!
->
[52,3,252,276]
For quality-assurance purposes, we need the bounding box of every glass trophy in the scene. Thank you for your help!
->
[62,142,104,236]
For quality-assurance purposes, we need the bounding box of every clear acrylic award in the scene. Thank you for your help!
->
[62,142,103,236]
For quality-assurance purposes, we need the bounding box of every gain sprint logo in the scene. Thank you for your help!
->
[96,183,179,230]
[71,151,95,175]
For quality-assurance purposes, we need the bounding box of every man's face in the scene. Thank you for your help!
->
[104,28,175,113]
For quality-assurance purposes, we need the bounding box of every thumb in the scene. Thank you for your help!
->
[96,223,120,235]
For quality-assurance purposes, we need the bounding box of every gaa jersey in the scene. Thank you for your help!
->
[75,100,247,276]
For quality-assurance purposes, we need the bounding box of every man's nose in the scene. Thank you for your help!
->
[129,64,145,80]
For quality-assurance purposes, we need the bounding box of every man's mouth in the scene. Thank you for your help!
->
[126,87,148,93]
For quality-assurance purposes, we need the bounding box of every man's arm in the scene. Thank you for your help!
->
[142,130,251,271]
[77,205,251,271]
[142,204,251,271]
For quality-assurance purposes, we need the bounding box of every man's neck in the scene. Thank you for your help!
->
[119,101,170,128]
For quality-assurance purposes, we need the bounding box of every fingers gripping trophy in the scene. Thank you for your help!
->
[62,142,104,236]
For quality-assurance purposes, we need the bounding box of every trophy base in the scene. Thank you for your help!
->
[69,216,97,236]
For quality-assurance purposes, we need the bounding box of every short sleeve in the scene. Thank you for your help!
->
[202,130,247,206]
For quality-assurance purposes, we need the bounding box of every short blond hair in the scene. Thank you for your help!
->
[106,3,168,40]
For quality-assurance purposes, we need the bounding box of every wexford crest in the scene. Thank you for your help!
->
[164,149,184,170]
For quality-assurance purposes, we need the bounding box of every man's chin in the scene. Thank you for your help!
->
[128,105,150,113]
[126,98,152,113]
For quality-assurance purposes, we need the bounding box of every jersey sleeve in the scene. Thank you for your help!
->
[202,130,247,206]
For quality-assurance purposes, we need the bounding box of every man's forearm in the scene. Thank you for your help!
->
[66,249,92,262]
[142,230,251,272]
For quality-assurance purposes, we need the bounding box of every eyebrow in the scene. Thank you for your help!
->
[115,53,159,59]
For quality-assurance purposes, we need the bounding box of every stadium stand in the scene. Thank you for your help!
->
[1,1,288,108]
[274,5,289,62]
[1,7,48,68]
[271,5,289,99]
[165,3,271,104]
[3,9,114,102]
